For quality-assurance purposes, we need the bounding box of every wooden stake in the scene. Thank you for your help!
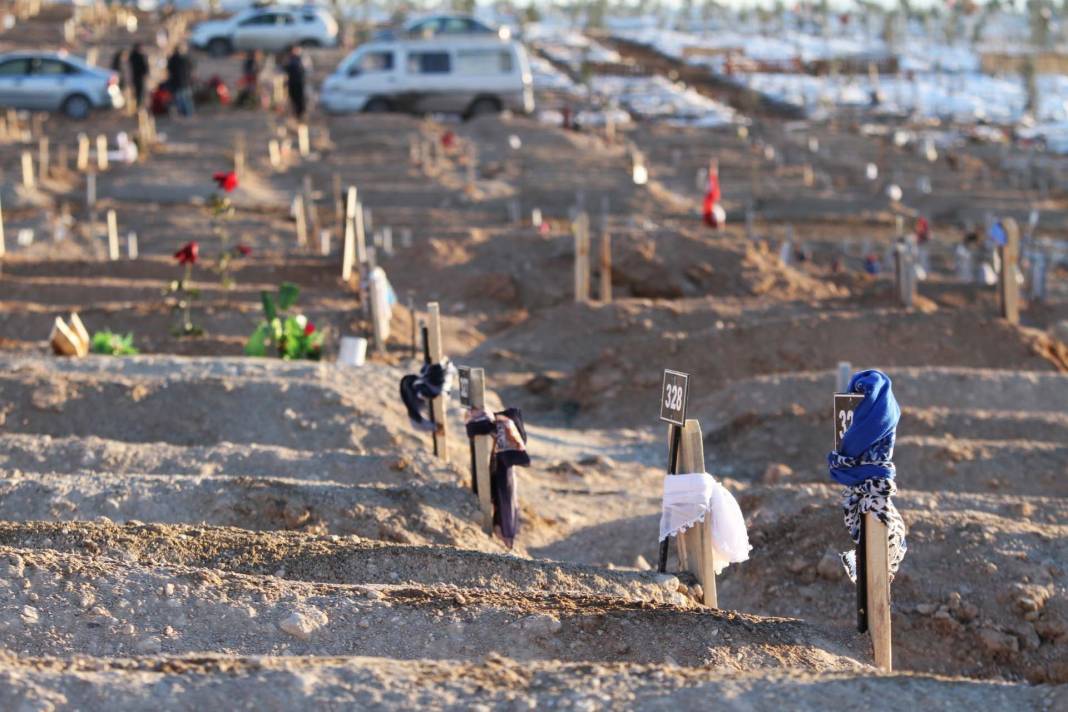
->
[37,137,49,181]
[427,302,448,461]
[836,362,852,393]
[865,513,892,671]
[95,134,108,171]
[86,172,96,208]
[468,367,494,532]
[293,194,308,246]
[127,231,138,259]
[297,123,310,158]
[999,218,1020,325]
[675,419,718,608]
[268,139,282,171]
[106,209,119,260]
[599,228,612,303]
[573,212,590,302]
[0,195,6,258]
[20,150,34,189]
[76,133,90,172]
[341,186,357,281]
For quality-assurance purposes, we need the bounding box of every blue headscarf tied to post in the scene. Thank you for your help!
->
[828,369,907,582]
[828,369,900,487]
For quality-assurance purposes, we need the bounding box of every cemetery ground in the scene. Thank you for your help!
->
[0,7,1066,710]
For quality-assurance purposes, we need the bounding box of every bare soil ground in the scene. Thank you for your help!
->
[0,5,1064,709]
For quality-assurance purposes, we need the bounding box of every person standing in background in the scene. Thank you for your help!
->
[129,43,149,109]
[284,45,306,119]
[167,43,194,116]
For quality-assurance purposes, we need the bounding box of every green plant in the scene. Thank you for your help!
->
[245,281,323,360]
[91,330,139,356]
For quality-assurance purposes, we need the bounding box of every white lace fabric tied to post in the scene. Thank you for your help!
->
[659,472,751,575]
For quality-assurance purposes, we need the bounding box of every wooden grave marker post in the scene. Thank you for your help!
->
[293,194,308,247]
[677,418,718,608]
[427,302,448,461]
[76,133,90,172]
[106,209,119,260]
[38,136,49,182]
[458,366,494,532]
[600,227,612,303]
[999,218,1020,325]
[355,201,369,316]
[0,195,6,257]
[573,211,590,302]
[341,186,357,281]
[95,134,108,171]
[268,139,282,171]
[20,150,34,189]
[297,123,310,158]
[127,231,138,259]
[369,268,390,355]
[834,385,892,671]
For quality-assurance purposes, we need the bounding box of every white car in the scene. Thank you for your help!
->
[190,5,338,57]
[320,37,533,118]
[0,52,123,119]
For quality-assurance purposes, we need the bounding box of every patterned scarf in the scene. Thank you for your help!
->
[465,407,530,547]
[828,369,907,581]
[839,478,908,582]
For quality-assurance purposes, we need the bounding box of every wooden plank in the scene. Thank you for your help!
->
[95,134,108,171]
[76,133,89,172]
[468,367,494,533]
[21,151,34,189]
[427,302,448,461]
[865,512,893,671]
[573,212,590,302]
[106,209,119,260]
[678,418,718,608]
[1000,218,1020,325]
[599,228,612,303]
[0,194,6,257]
[293,195,307,246]
[341,186,357,281]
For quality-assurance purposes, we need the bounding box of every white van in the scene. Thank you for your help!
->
[320,37,533,118]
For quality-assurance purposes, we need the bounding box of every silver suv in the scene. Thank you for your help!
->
[190,6,339,57]
[0,52,123,119]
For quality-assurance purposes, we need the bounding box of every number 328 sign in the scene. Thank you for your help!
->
[659,370,689,426]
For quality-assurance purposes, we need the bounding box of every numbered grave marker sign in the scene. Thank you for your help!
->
[834,393,864,451]
[457,366,472,408]
[659,369,689,426]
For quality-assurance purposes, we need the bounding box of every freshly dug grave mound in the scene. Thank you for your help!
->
[0,546,863,669]
[0,355,415,453]
[723,483,1068,683]
[0,653,1055,711]
[0,433,456,487]
[0,521,677,603]
[694,368,1068,494]
[0,472,493,551]
[476,303,1062,425]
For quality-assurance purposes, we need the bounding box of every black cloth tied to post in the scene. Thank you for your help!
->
[399,361,449,432]
[466,408,530,547]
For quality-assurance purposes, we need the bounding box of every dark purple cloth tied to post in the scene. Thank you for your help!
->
[399,361,449,432]
[465,407,530,547]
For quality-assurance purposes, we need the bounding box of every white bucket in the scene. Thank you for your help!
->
[339,336,367,367]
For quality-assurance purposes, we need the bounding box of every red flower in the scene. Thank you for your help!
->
[441,131,455,149]
[236,244,252,256]
[304,322,316,336]
[702,165,721,228]
[213,171,238,193]
[174,241,199,265]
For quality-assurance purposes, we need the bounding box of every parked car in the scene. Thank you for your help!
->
[372,14,507,42]
[0,51,123,119]
[320,36,533,119]
[190,5,338,57]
